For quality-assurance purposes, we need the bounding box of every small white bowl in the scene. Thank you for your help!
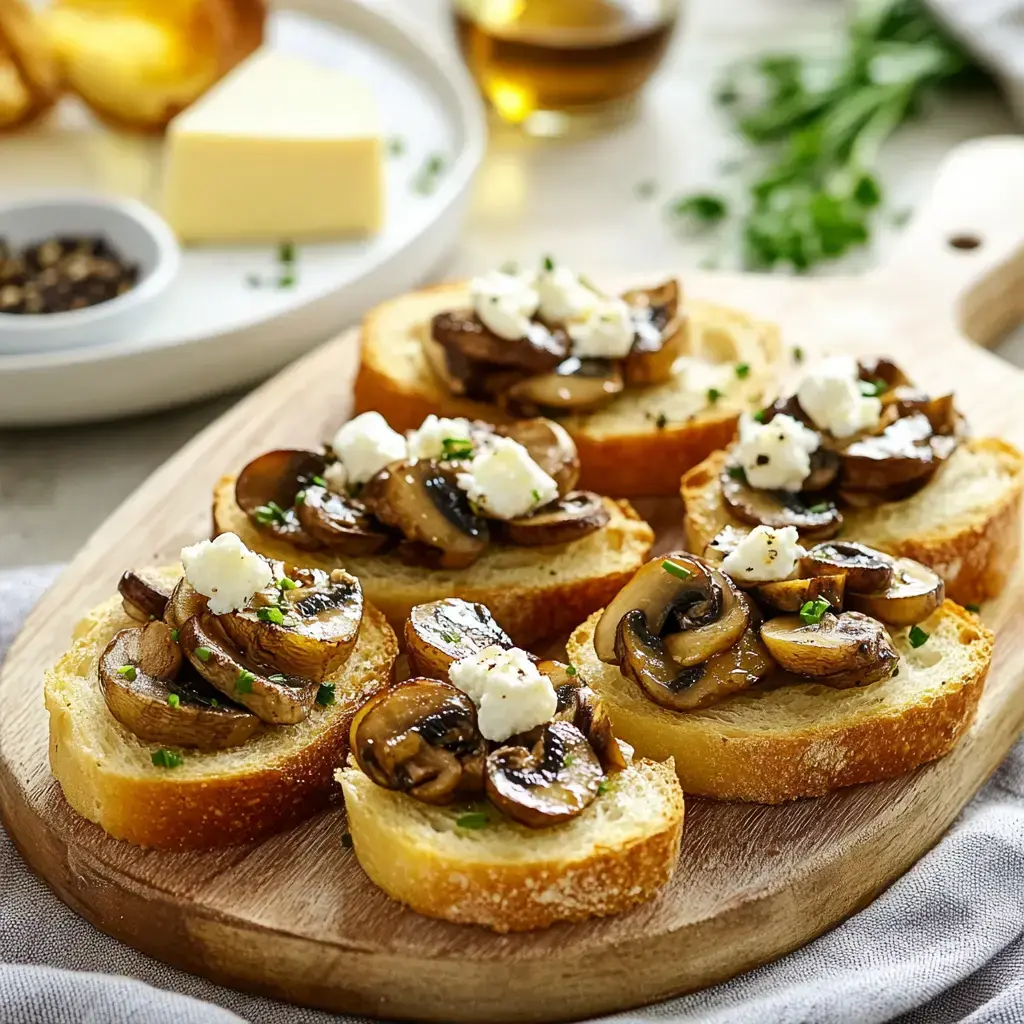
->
[0,195,181,356]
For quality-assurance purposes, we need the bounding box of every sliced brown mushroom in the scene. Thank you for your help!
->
[295,485,393,555]
[405,598,514,678]
[621,278,681,326]
[881,387,957,435]
[361,459,489,569]
[802,448,841,492]
[118,569,172,623]
[218,567,363,683]
[620,281,687,387]
[760,611,898,688]
[721,464,843,539]
[235,449,326,550]
[421,328,525,402]
[616,609,773,711]
[485,721,603,828]
[800,541,894,595]
[99,625,259,750]
[179,613,317,724]
[839,413,955,492]
[663,577,752,667]
[858,357,911,391]
[431,309,569,373]
[504,357,624,415]
[752,574,846,613]
[845,558,944,626]
[594,554,722,664]
[496,418,580,496]
[553,680,628,771]
[495,491,610,547]
[164,577,208,631]
[350,679,487,805]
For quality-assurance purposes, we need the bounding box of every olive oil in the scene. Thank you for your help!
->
[452,0,681,136]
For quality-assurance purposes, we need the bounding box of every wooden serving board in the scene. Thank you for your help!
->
[2,138,1024,1023]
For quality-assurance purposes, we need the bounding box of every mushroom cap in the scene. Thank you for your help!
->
[235,449,326,550]
[495,491,610,547]
[845,558,944,626]
[296,485,394,555]
[405,598,514,679]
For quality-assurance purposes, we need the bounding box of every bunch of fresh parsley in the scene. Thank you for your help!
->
[667,0,979,271]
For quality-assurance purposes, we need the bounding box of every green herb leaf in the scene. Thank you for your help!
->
[727,465,747,482]
[753,409,767,423]
[268,674,287,683]
[707,387,723,404]
[531,488,541,503]
[316,683,336,707]
[807,501,832,514]
[440,631,461,644]
[195,646,211,662]
[565,664,577,676]
[253,500,287,526]
[277,576,298,591]
[278,242,295,265]
[236,669,256,694]
[597,779,610,796]
[170,628,180,643]
[257,606,285,625]
[117,664,137,681]
[151,748,183,769]
[413,153,447,196]
[456,812,490,830]
[541,254,555,271]
[662,560,692,581]
[965,603,981,613]
[386,136,405,158]
[167,693,180,708]
[666,192,729,227]
[312,475,327,488]
[799,597,831,625]
[294,490,306,505]
[792,346,804,363]
[859,378,888,397]
[440,437,474,460]
[210,698,220,708]
[909,625,930,648]
[735,362,751,379]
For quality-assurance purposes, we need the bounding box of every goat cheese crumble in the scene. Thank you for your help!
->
[537,264,598,323]
[470,269,540,340]
[721,525,804,583]
[797,356,882,438]
[181,533,272,614]
[456,435,558,519]
[330,411,407,485]
[406,415,476,460]
[733,412,820,491]
[448,645,558,742]
[567,296,636,359]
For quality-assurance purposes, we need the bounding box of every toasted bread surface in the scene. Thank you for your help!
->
[681,438,1024,604]
[569,602,992,803]
[338,757,684,932]
[353,281,781,496]
[45,568,398,849]
[213,478,654,646]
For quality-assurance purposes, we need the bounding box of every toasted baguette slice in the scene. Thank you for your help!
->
[213,477,654,646]
[681,438,1024,605]
[45,569,398,849]
[337,757,683,932]
[353,282,781,497]
[569,602,992,803]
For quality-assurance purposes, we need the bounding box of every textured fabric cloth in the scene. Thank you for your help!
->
[0,565,1021,1024]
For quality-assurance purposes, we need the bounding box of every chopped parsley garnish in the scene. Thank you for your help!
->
[386,136,405,158]
[277,576,298,591]
[735,362,751,379]
[753,409,767,423]
[456,812,490,830]
[531,489,541,503]
[634,179,657,200]
[441,437,473,460]
[799,597,830,626]
[792,346,804,363]
[151,749,183,769]
[195,646,211,662]
[167,693,180,708]
[662,560,692,581]
[316,683,336,706]
[116,664,137,681]
[170,628,180,643]
[807,502,831,514]
[294,490,306,505]
[268,673,287,683]
[564,754,575,767]
[312,475,327,488]
[541,254,555,271]
[341,831,354,848]
[859,378,888,397]
[598,780,610,796]
[707,387,722,404]
[565,664,577,677]
[965,603,981,613]
[254,500,288,526]
[279,242,295,265]
[727,465,747,481]
[412,153,447,195]
[257,606,286,625]
[210,698,220,708]
[665,193,729,229]
[909,625,930,649]
[236,669,256,693]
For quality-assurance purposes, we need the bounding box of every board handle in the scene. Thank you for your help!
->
[875,136,1024,347]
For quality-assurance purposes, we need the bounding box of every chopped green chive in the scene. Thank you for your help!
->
[316,683,336,707]
[727,465,747,481]
[279,241,295,265]
[210,698,220,708]
[456,812,490,830]
[807,502,831,514]
[277,576,298,591]
[541,254,555,272]
[312,475,327,488]
[440,437,473,460]
[253,501,287,525]
[341,831,354,848]
[167,693,180,708]
[735,362,751,379]
[707,387,723,404]
[195,646,211,662]
[268,673,287,683]
[151,749,183,769]
[666,193,729,227]
[294,490,306,505]
[386,136,405,158]
[257,606,286,625]
[413,153,447,195]
[117,664,136,681]
[662,560,692,581]
[564,754,575,767]
[440,631,461,644]
[799,597,831,626]
[236,669,256,693]
[753,409,767,423]
[531,489,541,503]
[965,603,981,613]
[598,780,610,796]
[170,628,180,643]
[565,664,577,677]
[859,379,888,397]
[909,625,930,649]
[792,347,804,363]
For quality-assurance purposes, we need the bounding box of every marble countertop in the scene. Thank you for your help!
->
[1,0,1022,568]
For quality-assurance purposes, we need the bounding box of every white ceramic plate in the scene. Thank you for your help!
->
[0,0,485,426]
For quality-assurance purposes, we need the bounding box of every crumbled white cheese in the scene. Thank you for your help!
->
[470,269,540,340]
[721,525,804,583]
[733,412,820,491]
[330,411,407,485]
[406,414,475,461]
[567,297,636,359]
[456,436,558,519]
[322,461,348,494]
[181,533,272,615]
[449,645,558,742]
[797,356,882,439]
[537,264,598,323]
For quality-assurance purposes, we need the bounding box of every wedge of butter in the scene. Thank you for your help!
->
[163,49,383,244]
